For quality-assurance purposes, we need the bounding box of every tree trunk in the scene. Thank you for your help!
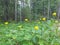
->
[4,0,9,21]
[58,0,60,20]
[15,0,18,22]
[48,0,50,19]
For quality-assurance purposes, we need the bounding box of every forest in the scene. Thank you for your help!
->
[0,0,58,22]
[0,0,60,45]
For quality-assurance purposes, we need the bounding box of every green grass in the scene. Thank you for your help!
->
[0,20,60,45]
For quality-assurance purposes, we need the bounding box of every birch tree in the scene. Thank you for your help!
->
[15,0,18,22]
[58,0,60,20]
[48,0,50,19]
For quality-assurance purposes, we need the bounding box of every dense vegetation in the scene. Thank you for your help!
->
[0,20,60,45]
[0,0,60,45]
[0,0,58,22]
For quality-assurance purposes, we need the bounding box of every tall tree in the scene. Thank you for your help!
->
[4,0,9,21]
[15,0,18,22]
[58,0,60,20]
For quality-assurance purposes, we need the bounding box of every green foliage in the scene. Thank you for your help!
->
[0,0,58,21]
[0,20,60,45]
[22,6,32,20]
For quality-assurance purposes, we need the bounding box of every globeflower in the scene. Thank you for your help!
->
[4,22,9,25]
[42,18,46,21]
[34,26,39,30]
[25,19,28,22]
[52,12,56,16]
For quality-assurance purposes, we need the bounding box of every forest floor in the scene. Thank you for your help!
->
[0,20,60,45]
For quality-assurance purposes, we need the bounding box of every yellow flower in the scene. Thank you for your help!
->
[25,19,28,22]
[5,22,8,25]
[52,12,56,16]
[34,26,39,30]
[42,18,46,21]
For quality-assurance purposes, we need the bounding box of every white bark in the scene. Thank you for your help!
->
[27,0,31,7]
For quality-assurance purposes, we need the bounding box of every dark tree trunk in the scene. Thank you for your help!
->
[58,6,60,19]
[58,1,60,20]
[4,0,9,21]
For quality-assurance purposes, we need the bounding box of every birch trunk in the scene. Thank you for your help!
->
[15,0,18,22]
[57,0,60,21]
[48,0,50,19]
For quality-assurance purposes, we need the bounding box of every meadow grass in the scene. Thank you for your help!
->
[0,20,60,45]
